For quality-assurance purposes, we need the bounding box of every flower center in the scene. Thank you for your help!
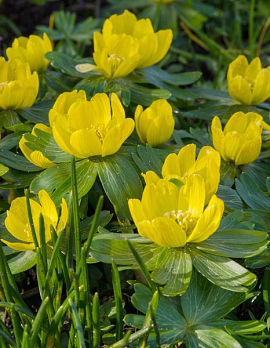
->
[108,54,126,74]
[89,123,107,144]
[164,210,198,236]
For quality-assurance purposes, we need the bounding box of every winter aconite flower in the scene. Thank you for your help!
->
[135,99,175,147]
[227,55,270,105]
[211,112,263,165]
[49,90,134,158]
[144,144,220,204]
[128,176,224,247]
[6,33,53,73]
[1,190,68,251]
[76,10,172,78]
[0,58,39,110]
[19,124,56,168]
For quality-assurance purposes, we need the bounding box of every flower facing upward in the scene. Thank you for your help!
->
[49,90,134,158]
[0,58,39,110]
[128,176,224,248]
[135,99,175,147]
[19,124,56,168]
[227,55,270,105]
[1,190,68,251]
[211,112,263,165]
[6,33,53,73]
[144,144,220,204]
[77,10,173,79]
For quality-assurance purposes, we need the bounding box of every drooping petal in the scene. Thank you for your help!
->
[1,239,35,251]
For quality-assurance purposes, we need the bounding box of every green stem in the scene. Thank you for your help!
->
[71,156,81,270]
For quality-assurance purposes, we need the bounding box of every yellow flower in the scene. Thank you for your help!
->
[1,190,68,251]
[19,124,56,168]
[6,33,53,73]
[128,176,224,247]
[77,10,172,78]
[0,58,39,110]
[49,90,134,158]
[211,112,263,165]
[135,99,175,147]
[144,144,220,204]
[227,55,270,105]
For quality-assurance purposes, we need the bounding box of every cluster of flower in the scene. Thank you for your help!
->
[1,9,270,252]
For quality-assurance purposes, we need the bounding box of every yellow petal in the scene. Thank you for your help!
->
[111,93,125,123]
[228,75,252,105]
[227,55,248,80]
[211,116,226,160]
[146,114,174,146]
[162,153,181,178]
[107,10,137,36]
[187,195,224,243]
[252,68,270,104]
[137,30,173,68]
[52,124,74,156]
[235,137,261,165]
[176,143,196,176]
[142,180,179,220]
[178,174,205,218]
[139,217,186,247]
[39,190,58,226]
[143,171,160,185]
[70,129,102,158]
[30,151,55,168]
[57,198,68,233]
[128,198,147,226]
[1,239,35,251]
[102,118,134,156]
[244,57,262,82]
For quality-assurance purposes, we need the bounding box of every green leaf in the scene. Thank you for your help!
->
[183,104,230,121]
[217,185,244,210]
[0,168,38,189]
[23,128,71,163]
[43,70,73,93]
[236,173,270,210]
[187,246,256,292]
[0,131,24,150]
[185,325,242,348]
[90,232,162,270]
[45,51,96,78]
[196,229,268,258]
[241,161,270,190]
[8,251,37,274]
[0,150,41,172]
[151,247,192,296]
[127,283,186,346]
[97,152,143,221]
[18,99,55,125]
[31,160,98,205]
[2,110,32,132]
[132,144,163,176]
[189,127,212,146]
[181,270,251,325]
[75,75,108,95]
[142,65,202,86]
[175,2,207,30]
[190,88,234,103]
[225,320,267,334]
[0,164,8,176]
[220,161,237,187]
